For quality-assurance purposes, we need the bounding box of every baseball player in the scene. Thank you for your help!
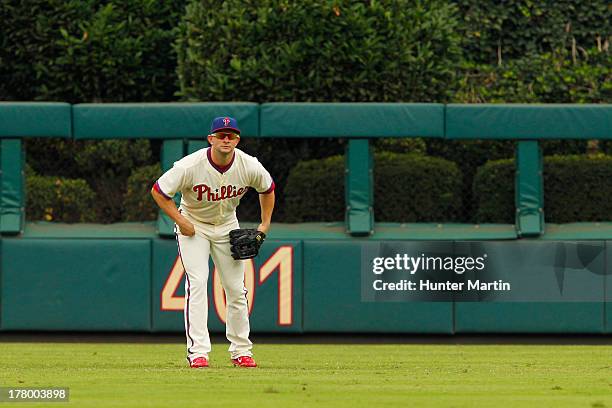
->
[151,116,275,368]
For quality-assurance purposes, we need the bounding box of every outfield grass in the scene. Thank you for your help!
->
[1,342,611,407]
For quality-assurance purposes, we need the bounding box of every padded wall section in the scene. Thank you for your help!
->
[446,104,612,139]
[73,103,259,139]
[303,241,453,333]
[1,239,151,330]
[454,241,604,333]
[606,242,612,333]
[0,102,71,138]
[0,139,24,234]
[346,139,373,236]
[157,140,185,237]
[515,141,543,237]
[152,239,302,333]
[188,140,207,154]
[260,103,444,138]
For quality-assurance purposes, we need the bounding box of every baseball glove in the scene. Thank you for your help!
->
[229,229,266,260]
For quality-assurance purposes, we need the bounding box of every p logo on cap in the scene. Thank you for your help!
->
[211,116,241,134]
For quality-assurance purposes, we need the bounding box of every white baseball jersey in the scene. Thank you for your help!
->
[155,147,274,225]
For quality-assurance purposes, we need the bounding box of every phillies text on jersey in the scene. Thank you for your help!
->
[155,147,274,225]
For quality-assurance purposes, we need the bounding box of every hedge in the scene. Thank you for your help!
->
[26,173,96,223]
[472,158,515,223]
[25,139,154,223]
[452,47,611,103]
[375,152,463,222]
[123,164,162,222]
[236,138,346,222]
[284,156,345,222]
[454,0,611,64]
[0,0,185,102]
[473,154,612,223]
[285,153,462,222]
[177,0,462,103]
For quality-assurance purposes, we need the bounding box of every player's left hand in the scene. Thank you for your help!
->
[257,223,270,235]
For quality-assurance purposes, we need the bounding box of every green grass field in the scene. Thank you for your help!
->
[1,342,611,407]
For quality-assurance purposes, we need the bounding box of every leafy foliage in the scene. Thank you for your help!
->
[236,138,346,221]
[472,158,515,223]
[373,152,463,222]
[177,0,462,103]
[26,174,96,223]
[26,139,154,223]
[452,47,611,103]
[473,155,612,223]
[285,153,462,222]
[284,155,345,222]
[123,164,162,221]
[373,138,427,155]
[0,0,185,102]
[74,140,153,222]
[454,0,611,64]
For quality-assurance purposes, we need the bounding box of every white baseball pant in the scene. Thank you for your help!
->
[176,219,253,363]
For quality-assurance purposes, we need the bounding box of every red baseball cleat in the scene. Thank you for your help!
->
[231,356,257,368]
[189,357,209,368]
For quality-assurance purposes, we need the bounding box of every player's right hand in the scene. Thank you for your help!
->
[178,220,196,237]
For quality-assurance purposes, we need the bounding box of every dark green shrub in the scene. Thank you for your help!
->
[426,140,516,166]
[74,139,153,222]
[598,141,612,156]
[544,155,612,222]
[454,0,611,64]
[236,138,347,222]
[473,158,515,223]
[373,152,462,222]
[25,138,84,178]
[123,163,162,221]
[285,153,462,222]
[452,47,611,103]
[177,0,462,103]
[540,140,588,156]
[426,139,515,221]
[0,0,185,102]
[373,138,426,155]
[26,139,154,223]
[425,139,589,223]
[0,0,87,100]
[26,174,96,222]
[73,139,152,176]
[473,155,612,223]
[284,155,345,222]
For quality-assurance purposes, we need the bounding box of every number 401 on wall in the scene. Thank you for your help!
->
[161,246,294,326]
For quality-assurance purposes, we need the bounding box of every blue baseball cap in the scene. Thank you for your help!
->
[210,116,241,135]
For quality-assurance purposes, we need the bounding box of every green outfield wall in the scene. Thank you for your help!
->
[0,102,610,334]
[1,226,611,334]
